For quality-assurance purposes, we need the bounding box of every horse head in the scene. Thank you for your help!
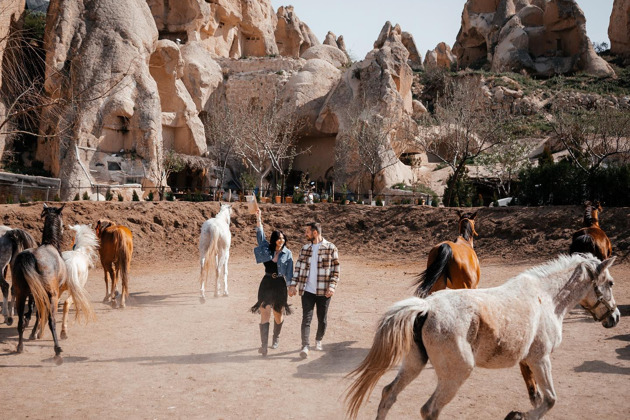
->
[580,256,619,328]
[95,219,113,237]
[219,204,232,225]
[457,210,478,241]
[40,203,65,250]
[583,201,602,227]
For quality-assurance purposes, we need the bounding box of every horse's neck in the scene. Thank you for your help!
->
[41,218,62,253]
[548,267,591,319]
[456,235,474,248]
[218,210,230,225]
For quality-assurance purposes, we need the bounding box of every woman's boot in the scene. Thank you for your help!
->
[259,322,270,356]
[271,321,283,349]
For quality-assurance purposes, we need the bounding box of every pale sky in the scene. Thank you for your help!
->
[271,1,614,60]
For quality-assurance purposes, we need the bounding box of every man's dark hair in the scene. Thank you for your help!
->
[306,222,321,235]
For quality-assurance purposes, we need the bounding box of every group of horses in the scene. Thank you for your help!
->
[345,201,620,420]
[0,204,133,364]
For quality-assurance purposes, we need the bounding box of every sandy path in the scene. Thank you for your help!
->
[0,255,628,419]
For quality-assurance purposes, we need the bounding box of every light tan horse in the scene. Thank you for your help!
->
[415,211,480,297]
[346,254,619,420]
[96,219,133,308]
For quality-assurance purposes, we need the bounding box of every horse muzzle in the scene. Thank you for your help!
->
[602,308,620,329]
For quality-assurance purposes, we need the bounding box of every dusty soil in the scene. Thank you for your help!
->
[0,201,629,419]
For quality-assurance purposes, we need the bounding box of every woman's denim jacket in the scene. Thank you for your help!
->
[254,226,294,285]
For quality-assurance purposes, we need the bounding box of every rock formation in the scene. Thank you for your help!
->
[453,0,615,77]
[275,5,319,57]
[609,0,630,57]
[149,40,207,156]
[424,42,458,69]
[323,31,348,55]
[317,22,417,190]
[401,32,424,71]
[37,0,162,199]
[0,0,26,159]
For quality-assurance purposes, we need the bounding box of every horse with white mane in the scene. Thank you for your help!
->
[60,224,98,339]
[199,204,232,302]
[346,253,619,420]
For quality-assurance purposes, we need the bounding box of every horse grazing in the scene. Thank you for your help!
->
[346,253,619,420]
[199,204,232,302]
[569,201,612,261]
[12,204,71,363]
[60,224,97,339]
[0,228,37,325]
[415,210,480,297]
[95,219,133,308]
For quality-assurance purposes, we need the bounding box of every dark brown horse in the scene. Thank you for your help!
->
[12,204,68,363]
[96,219,133,308]
[0,228,37,325]
[569,201,612,261]
[415,210,480,297]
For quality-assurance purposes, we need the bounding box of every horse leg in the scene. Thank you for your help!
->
[24,295,34,328]
[60,295,73,340]
[214,254,220,298]
[102,266,111,302]
[29,309,40,340]
[109,265,119,308]
[376,344,427,420]
[519,361,542,407]
[199,258,207,303]
[48,295,63,365]
[421,352,473,420]
[15,294,26,353]
[1,273,11,325]
[506,356,556,420]
[220,250,229,297]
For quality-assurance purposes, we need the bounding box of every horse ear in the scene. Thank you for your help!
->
[471,211,478,220]
[597,257,616,275]
[58,203,66,213]
[457,210,463,218]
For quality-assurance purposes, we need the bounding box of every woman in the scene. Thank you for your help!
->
[250,209,293,356]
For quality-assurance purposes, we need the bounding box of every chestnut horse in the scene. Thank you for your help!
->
[96,219,133,308]
[12,204,70,363]
[569,201,612,261]
[346,254,619,420]
[415,211,480,297]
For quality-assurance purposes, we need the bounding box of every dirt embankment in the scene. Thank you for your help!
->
[2,201,629,264]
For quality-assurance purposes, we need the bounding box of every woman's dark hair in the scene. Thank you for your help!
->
[269,230,287,254]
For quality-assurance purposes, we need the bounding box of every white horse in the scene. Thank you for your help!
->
[199,204,232,302]
[346,253,619,420]
[60,224,97,339]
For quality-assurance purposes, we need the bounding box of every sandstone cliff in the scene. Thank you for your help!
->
[609,0,630,57]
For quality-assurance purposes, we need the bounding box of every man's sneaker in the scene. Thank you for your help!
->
[315,340,323,351]
[299,345,309,359]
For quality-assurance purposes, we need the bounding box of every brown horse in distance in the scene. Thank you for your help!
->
[96,219,133,308]
[569,201,612,261]
[415,210,480,297]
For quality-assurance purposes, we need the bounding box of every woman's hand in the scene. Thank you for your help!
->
[256,209,262,226]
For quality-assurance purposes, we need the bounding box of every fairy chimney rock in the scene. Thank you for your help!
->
[402,31,424,71]
[424,42,458,69]
[609,0,630,56]
[275,5,320,57]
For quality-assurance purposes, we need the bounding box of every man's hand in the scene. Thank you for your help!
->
[325,288,335,298]
[288,285,297,297]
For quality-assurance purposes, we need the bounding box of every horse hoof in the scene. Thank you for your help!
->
[60,331,68,340]
[505,411,525,420]
[222,293,229,297]
[29,334,37,341]
[54,355,63,366]
[6,316,13,326]
[199,296,206,304]
[102,297,110,303]
[214,293,220,298]
[111,300,118,309]
[119,303,126,309]
[16,343,23,353]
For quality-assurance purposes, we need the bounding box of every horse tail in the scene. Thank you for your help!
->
[345,297,429,420]
[13,251,50,335]
[199,227,218,286]
[115,230,133,298]
[415,243,452,297]
[64,258,94,323]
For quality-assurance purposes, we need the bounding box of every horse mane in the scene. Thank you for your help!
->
[70,224,99,264]
[521,253,598,283]
[458,218,476,242]
[41,207,64,253]
[217,204,232,225]
[583,201,600,227]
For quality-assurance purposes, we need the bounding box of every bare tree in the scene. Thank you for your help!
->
[551,105,630,174]
[150,150,185,200]
[343,111,402,193]
[202,102,242,191]
[414,76,508,206]
[476,137,534,197]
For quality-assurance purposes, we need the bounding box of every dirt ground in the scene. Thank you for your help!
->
[0,201,629,419]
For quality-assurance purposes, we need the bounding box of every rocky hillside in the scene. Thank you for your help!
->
[2,202,629,265]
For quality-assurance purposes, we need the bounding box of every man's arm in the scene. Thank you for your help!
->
[325,244,340,297]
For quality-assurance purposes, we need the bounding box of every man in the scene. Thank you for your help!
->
[289,222,340,359]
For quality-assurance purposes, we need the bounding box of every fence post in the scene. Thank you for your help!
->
[369,190,373,205]
[228,189,232,202]
[96,185,99,201]
[46,186,50,202]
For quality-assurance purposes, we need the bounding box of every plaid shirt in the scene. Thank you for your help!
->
[291,239,340,296]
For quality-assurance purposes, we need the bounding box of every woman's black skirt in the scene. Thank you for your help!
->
[250,273,291,315]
